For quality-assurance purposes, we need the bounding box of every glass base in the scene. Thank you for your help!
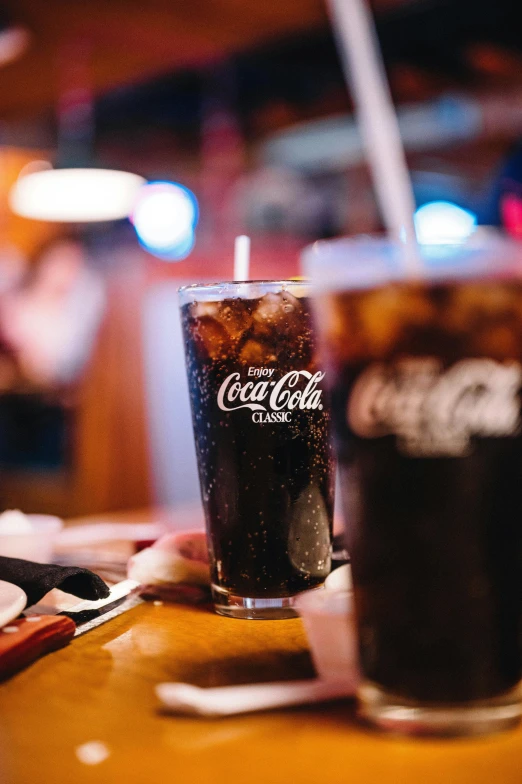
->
[357,681,522,737]
[211,584,299,620]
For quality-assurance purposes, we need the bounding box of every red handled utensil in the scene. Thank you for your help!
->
[0,579,142,681]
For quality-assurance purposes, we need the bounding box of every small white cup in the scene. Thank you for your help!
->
[0,515,63,563]
[295,588,359,683]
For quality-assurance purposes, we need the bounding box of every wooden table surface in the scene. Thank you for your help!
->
[2,511,522,783]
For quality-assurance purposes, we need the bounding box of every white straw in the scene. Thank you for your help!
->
[234,235,251,281]
[327,0,420,271]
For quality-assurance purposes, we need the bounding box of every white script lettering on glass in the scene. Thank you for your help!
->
[348,358,522,456]
[217,369,325,423]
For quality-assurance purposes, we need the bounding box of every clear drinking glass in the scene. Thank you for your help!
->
[179,281,335,619]
[303,234,522,735]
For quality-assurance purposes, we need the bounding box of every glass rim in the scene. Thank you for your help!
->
[301,231,519,255]
[301,231,522,292]
[178,279,310,302]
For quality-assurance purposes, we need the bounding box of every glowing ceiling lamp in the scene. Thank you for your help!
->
[414,200,477,245]
[8,41,145,224]
[9,164,146,222]
[131,181,199,261]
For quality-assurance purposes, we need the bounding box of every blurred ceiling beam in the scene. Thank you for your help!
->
[0,0,518,138]
[0,0,329,120]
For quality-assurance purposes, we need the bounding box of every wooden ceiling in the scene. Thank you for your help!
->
[0,0,519,129]
[0,0,322,119]
[0,0,419,121]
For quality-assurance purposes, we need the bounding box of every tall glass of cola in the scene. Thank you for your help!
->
[303,235,522,736]
[179,281,335,619]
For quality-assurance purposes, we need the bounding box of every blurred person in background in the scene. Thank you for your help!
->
[0,246,27,393]
[0,237,106,390]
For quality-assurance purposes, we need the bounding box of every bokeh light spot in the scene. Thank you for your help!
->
[131,181,199,261]
[414,200,477,245]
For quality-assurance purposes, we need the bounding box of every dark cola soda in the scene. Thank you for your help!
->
[179,281,335,619]
[313,274,522,734]
[305,236,522,735]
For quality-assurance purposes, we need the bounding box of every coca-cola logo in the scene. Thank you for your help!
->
[217,367,325,424]
[348,358,522,457]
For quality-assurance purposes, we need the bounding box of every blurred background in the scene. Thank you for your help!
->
[0,0,521,518]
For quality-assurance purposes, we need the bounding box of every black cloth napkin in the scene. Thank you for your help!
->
[0,555,110,607]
